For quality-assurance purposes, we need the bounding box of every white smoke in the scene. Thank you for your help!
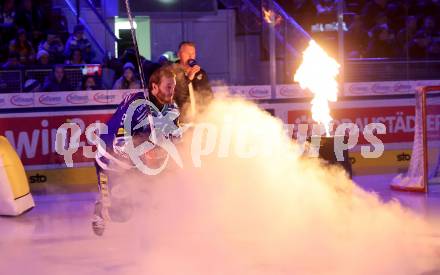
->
[111,98,439,275]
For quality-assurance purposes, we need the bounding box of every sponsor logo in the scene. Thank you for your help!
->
[81,64,102,76]
[229,88,238,95]
[248,87,270,98]
[372,83,393,94]
[229,87,246,96]
[396,152,411,161]
[10,95,34,106]
[393,83,413,93]
[29,173,47,183]
[93,92,116,104]
[67,93,89,104]
[39,94,62,106]
[347,83,370,95]
[279,86,301,97]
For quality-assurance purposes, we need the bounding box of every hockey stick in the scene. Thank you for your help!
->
[123,0,157,144]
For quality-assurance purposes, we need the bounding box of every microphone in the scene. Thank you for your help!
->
[187,59,203,81]
[188,59,197,67]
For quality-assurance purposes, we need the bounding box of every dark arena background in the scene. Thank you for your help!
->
[1,0,440,274]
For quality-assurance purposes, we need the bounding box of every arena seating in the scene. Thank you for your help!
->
[1,0,440,92]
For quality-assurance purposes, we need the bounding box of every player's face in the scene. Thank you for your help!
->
[153,76,176,105]
[178,44,196,67]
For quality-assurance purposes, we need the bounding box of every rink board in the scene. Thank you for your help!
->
[0,88,436,187]
[22,148,419,188]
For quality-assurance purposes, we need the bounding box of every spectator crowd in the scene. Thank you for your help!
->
[0,0,176,93]
[280,0,440,59]
[2,0,440,93]
[0,0,95,66]
[0,0,103,92]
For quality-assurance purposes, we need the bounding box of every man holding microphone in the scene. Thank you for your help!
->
[174,41,213,119]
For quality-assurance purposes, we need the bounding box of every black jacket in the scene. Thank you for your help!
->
[173,62,213,110]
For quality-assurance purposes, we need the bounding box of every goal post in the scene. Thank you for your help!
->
[390,86,440,193]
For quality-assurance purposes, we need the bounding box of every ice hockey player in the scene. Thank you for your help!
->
[92,66,180,236]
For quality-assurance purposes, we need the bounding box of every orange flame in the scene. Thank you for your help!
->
[294,40,340,136]
[262,8,282,25]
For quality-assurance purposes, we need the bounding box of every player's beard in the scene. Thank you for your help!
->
[156,91,173,105]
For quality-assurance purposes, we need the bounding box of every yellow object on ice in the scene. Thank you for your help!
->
[0,136,35,216]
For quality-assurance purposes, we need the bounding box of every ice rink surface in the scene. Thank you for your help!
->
[1,174,440,275]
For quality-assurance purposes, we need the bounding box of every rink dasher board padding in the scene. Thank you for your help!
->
[0,92,434,187]
[0,80,440,109]
[0,136,35,215]
[21,146,420,184]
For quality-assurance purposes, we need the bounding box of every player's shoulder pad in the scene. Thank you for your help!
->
[168,102,180,114]
[161,102,179,121]
[121,91,145,106]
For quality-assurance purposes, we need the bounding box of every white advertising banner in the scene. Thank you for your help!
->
[1,80,440,110]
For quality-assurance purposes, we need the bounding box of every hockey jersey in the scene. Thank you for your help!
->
[96,91,180,170]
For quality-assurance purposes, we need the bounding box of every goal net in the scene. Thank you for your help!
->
[391,86,440,192]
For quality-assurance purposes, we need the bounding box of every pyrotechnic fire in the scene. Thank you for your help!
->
[294,40,340,136]
[262,7,282,26]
